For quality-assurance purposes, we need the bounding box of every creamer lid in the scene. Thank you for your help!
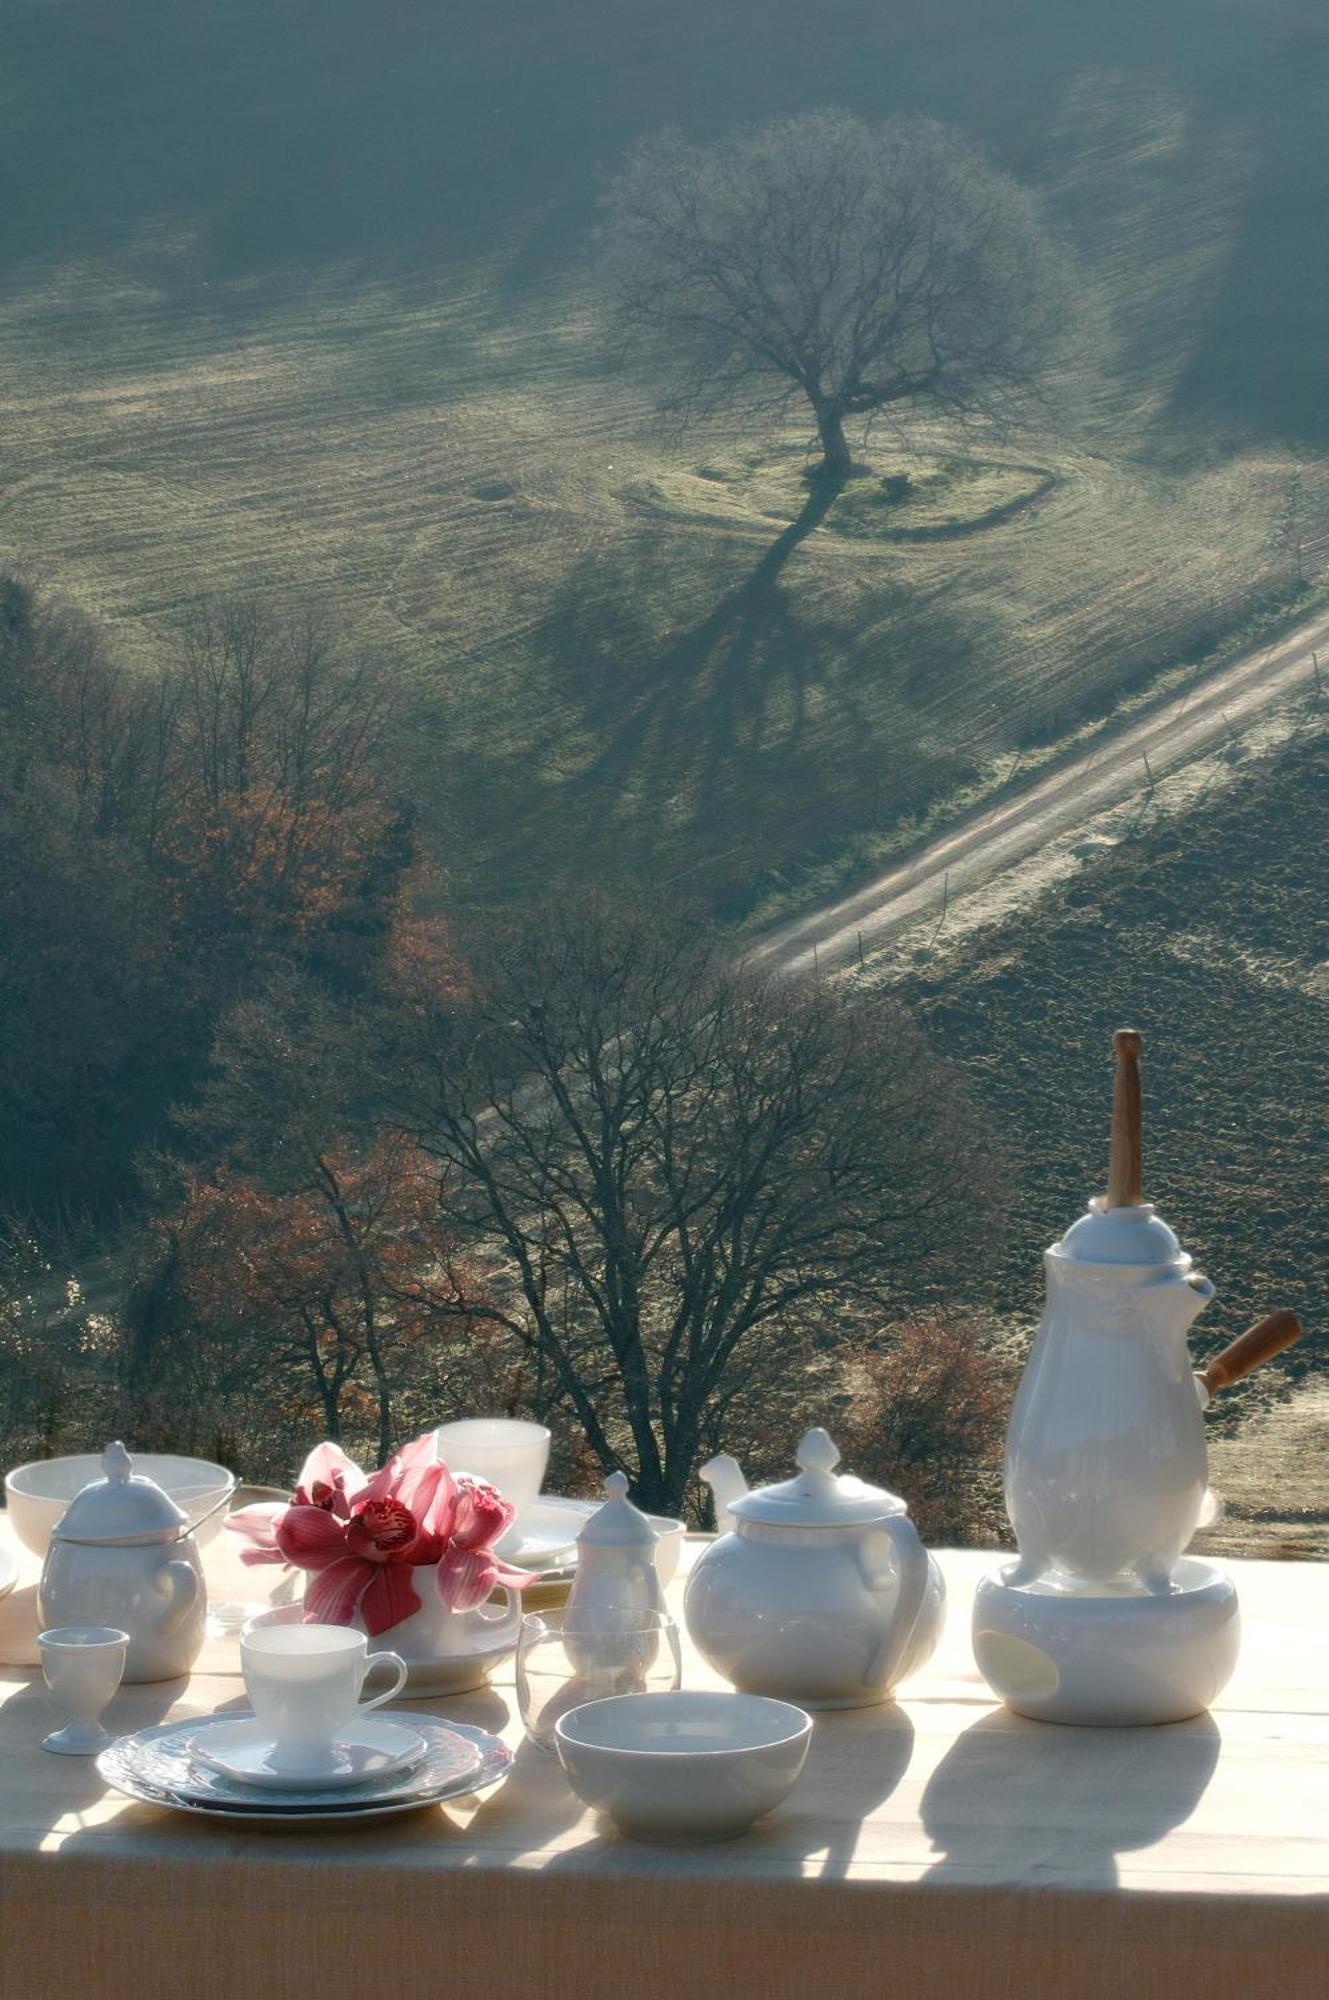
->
[51,1441,190,1546]
[576,1471,660,1549]
[730,1427,907,1527]
[1055,1196,1185,1267]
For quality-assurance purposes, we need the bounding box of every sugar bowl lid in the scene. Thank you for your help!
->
[51,1441,190,1547]
[729,1428,905,1528]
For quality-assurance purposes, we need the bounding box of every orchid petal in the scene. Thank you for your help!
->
[436,1547,500,1614]
[387,1434,444,1517]
[485,1558,541,1592]
[358,1563,423,1637]
[302,1555,373,1625]
[418,1462,458,1541]
[225,1502,283,1551]
[296,1441,367,1503]
[275,1504,351,1570]
[238,1543,292,1569]
[451,1482,515,1553]
[358,1451,409,1508]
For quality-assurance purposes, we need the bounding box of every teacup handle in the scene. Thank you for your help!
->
[357,1649,408,1713]
[473,1585,519,1630]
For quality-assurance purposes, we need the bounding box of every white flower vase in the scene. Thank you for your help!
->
[329,1570,522,1696]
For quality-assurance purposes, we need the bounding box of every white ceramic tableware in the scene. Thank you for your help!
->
[239,1623,408,1772]
[686,1428,943,1708]
[504,1497,687,1586]
[192,1714,427,1791]
[39,1625,130,1754]
[98,1716,513,1826]
[517,1609,683,1752]
[973,1555,1241,1726]
[0,1541,17,1602]
[555,1691,812,1842]
[7,1452,236,1558]
[434,1418,550,1537]
[562,1474,663,1667]
[1005,1196,1217,1593]
[243,1598,522,1697]
[973,1029,1253,1726]
[38,1443,208,1683]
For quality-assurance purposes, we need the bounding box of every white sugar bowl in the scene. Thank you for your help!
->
[38,1443,208,1682]
[685,1427,943,1708]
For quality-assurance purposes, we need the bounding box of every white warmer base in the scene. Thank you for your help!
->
[972,1556,1240,1726]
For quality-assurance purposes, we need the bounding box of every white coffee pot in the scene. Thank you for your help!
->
[684,1427,943,1708]
[39,1442,208,1682]
[1005,1031,1305,1595]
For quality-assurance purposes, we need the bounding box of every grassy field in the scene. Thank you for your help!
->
[1,3,1328,917]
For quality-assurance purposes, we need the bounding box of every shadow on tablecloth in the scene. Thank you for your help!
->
[920,1707,1222,1891]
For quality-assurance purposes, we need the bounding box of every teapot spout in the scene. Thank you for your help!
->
[699,1454,747,1533]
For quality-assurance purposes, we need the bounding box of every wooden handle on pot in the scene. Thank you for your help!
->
[1106,1028,1144,1208]
[1201,1309,1304,1397]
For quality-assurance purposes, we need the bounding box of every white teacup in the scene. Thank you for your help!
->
[435,1419,551,1543]
[239,1624,408,1771]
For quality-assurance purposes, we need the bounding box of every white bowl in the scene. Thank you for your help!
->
[5,1455,237,1558]
[555,1690,812,1841]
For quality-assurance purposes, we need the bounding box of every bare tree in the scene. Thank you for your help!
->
[601,110,1075,481]
[406,895,995,1513]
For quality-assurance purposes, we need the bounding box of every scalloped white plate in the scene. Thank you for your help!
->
[98,1716,510,1825]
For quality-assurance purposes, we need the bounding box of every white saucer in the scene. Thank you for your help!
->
[0,1542,17,1602]
[504,1502,588,1568]
[192,1715,426,1791]
[100,1716,508,1825]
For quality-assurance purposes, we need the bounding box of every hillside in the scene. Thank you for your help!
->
[2,2,1329,911]
[890,702,1329,1354]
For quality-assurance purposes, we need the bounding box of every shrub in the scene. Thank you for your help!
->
[838,1311,1017,1545]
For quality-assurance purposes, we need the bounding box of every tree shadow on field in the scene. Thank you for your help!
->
[579,475,842,810]
[520,476,984,908]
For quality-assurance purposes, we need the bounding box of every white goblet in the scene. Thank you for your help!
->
[40,1626,130,1755]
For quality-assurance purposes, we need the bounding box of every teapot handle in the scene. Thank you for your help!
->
[860,1515,929,1694]
[153,1559,201,1636]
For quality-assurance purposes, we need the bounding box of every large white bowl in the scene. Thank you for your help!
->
[555,1690,812,1841]
[4,1455,237,1558]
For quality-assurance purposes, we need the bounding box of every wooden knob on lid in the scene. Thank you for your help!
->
[1106,1028,1144,1209]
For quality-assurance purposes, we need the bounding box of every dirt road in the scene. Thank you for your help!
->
[750,605,1329,977]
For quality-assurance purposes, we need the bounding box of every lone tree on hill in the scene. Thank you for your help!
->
[601,110,1074,482]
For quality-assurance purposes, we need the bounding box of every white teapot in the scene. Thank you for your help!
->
[39,1442,208,1682]
[684,1428,944,1708]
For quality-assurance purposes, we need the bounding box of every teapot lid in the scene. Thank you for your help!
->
[729,1429,906,1528]
[576,1471,660,1550]
[50,1442,190,1547]
[1055,1197,1186,1267]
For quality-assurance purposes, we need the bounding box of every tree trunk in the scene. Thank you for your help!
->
[813,403,853,483]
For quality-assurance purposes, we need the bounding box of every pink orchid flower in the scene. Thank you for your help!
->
[227,1441,365,1567]
[226,1432,536,1637]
